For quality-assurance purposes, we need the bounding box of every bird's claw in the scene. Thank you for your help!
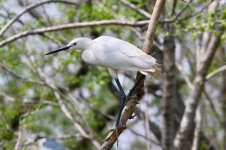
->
[129,114,136,119]
[127,96,137,101]
[102,125,127,142]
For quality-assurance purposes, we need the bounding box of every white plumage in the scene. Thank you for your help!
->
[48,36,159,78]
[83,36,156,73]
[46,35,161,127]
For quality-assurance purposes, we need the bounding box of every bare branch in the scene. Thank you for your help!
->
[173,1,224,146]
[203,89,222,124]
[144,111,151,150]
[0,64,45,86]
[174,2,191,20]
[36,67,101,149]
[142,0,166,54]
[136,108,162,142]
[22,52,101,149]
[206,65,226,80]
[100,0,166,149]
[129,128,161,146]
[191,108,201,150]
[0,20,151,47]
[0,91,16,102]
[176,64,193,89]
[119,0,151,18]
[14,125,22,150]
[177,0,214,22]
[0,0,79,36]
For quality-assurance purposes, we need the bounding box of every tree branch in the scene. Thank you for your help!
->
[191,107,201,150]
[100,0,166,149]
[22,53,101,149]
[0,0,79,36]
[119,0,151,18]
[0,20,150,47]
[162,24,176,150]
[177,0,214,23]
[206,65,226,80]
[0,64,45,86]
[142,0,166,54]
[173,9,224,149]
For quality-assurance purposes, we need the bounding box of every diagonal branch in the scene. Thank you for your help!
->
[177,0,214,23]
[206,65,226,80]
[0,63,45,86]
[36,67,101,149]
[100,0,166,149]
[0,0,79,36]
[22,52,101,149]
[119,0,151,18]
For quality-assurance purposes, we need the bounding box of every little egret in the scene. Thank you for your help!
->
[46,36,161,127]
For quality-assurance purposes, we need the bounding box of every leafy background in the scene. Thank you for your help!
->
[0,0,225,150]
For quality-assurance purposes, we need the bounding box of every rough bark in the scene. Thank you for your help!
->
[162,25,176,150]
[100,0,166,149]
[173,28,223,150]
[222,50,226,150]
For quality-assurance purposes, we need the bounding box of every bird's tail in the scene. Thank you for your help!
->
[150,64,162,79]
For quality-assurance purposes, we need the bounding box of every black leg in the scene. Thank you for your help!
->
[115,79,126,97]
[115,96,126,127]
[115,79,126,127]
[127,76,144,99]
[114,76,144,127]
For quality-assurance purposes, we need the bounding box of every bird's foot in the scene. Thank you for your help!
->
[127,96,137,101]
[102,125,126,142]
[129,114,136,119]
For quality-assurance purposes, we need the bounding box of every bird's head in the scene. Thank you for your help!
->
[46,37,92,55]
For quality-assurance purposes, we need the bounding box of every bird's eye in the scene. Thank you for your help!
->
[73,43,77,45]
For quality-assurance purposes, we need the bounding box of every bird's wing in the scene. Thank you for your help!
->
[94,36,147,57]
[88,41,156,71]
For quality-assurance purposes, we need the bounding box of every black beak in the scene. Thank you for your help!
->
[45,45,71,55]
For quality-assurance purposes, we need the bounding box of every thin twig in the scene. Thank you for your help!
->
[129,128,161,147]
[55,134,82,140]
[0,64,45,86]
[174,2,191,21]
[34,63,100,149]
[39,33,62,46]
[144,111,151,150]
[206,65,226,80]
[203,89,222,124]
[0,0,79,36]
[14,125,22,150]
[176,64,193,89]
[0,91,16,102]
[177,0,214,22]
[119,0,151,18]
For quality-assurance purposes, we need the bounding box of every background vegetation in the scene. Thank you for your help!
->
[0,0,225,150]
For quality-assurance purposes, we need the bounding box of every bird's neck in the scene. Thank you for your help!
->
[80,38,93,50]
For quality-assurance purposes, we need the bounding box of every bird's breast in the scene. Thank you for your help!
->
[81,50,103,66]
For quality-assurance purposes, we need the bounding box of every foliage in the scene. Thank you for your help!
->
[0,0,225,150]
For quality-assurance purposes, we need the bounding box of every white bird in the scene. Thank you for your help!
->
[46,36,161,127]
